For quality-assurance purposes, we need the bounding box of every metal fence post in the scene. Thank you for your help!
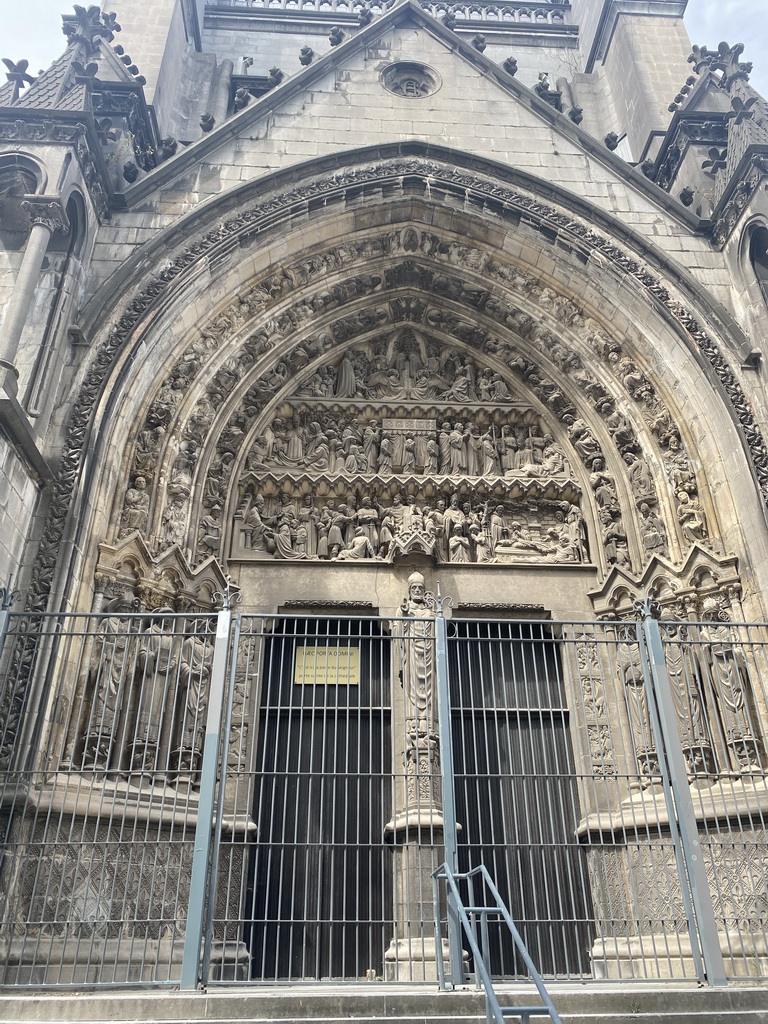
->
[433,588,464,987]
[180,580,238,990]
[637,598,727,987]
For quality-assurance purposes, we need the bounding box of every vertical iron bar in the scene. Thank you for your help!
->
[180,606,232,989]
[435,609,463,986]
[640,608,727,987]
[634,618,703,981]
[201,612,242,985]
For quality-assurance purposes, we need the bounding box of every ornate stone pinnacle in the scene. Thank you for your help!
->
[1,59,35,103]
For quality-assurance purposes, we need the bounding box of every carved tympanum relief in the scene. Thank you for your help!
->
[113,227,711,575]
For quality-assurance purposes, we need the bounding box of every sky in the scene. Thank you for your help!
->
[1,0,767,112]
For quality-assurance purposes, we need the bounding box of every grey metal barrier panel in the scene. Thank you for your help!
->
[444,618,704,983]
[0,610,218,987]
[658,618,768,981]
[206,613,440,984]
[2,610,767,988]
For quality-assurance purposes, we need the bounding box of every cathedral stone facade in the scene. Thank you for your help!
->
[2,0,768,992]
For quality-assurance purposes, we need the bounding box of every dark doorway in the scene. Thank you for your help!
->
[449,620,595,978]
[246,618,393,980]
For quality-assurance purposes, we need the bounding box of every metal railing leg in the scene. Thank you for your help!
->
[639,600,727,987]
[435,606,464,987]
[180,604,234,990]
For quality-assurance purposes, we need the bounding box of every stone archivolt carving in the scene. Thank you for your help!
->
[33,159,760,626]
[107,221,714,577]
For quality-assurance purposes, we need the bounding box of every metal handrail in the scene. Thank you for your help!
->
[433,862,563,1024]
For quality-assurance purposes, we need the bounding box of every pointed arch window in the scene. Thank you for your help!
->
[750,225,768,306]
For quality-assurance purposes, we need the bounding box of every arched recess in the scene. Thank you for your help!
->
[32,147,768,619]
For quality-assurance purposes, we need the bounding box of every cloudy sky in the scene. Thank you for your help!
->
[2,0,767,111]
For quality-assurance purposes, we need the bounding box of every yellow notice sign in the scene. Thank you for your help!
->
[294,646,360,686]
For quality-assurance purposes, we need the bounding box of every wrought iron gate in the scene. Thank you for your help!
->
[1,598,767,988]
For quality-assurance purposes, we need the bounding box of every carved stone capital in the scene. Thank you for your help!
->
[20,196,69,233]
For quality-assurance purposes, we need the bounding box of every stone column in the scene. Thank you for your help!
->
[0,196,68,394]
[384,572,449,980]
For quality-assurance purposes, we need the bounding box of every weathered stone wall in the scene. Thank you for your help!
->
[0,437,40,588]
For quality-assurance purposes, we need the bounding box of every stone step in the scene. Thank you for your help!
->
[0,985,765,1024]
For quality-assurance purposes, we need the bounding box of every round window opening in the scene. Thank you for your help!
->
[381,62,442,98]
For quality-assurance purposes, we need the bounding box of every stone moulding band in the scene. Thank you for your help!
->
[27,157,768,613]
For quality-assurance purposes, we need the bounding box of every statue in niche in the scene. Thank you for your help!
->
[590,458,619,511]
[119,476,150,538]
[601,402,635,450]
[133,614,191,777]
[449,421,469,475]
[616,629,658,784]
[168,441,195,497]
[335,527,376,560]
[481,429,501,476]
[666,435,696,494]
[198,507,222,557]
[395,572,436,742]
[172,629,212,784]
[162,495,188,548]
[356,496,380,548]
[298,495,319,558]
[244,494,275,552]
[600,509,629,566]
[83,594,137,768]
[562,502,587,562]
[378,511,395,559]
[327,501,351,559]
[564,416,601,464]
[676,491,707,543]
[449,523,471,562]
[624,452,655,503]
[425,438,439,475]
[699,599,762,770]
[402,437,416,474]
[362,420,380,473]
[379,435,394,475]
[134,425,165,477]
[659,609,713,776]
[638,502,667,555]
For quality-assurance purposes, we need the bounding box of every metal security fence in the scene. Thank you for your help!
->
[0,599,767,989]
